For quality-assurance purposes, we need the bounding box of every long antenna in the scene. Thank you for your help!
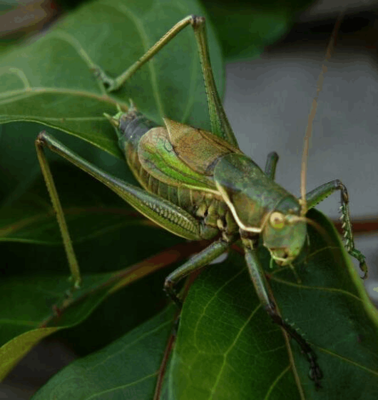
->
[300,11,345,215]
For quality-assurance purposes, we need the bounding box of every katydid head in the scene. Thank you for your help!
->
[262,199,307,266]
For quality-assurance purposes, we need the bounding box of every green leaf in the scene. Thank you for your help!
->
[0,272,111,381]
[0,0,223,158]
[0,237,192,380]
[169,210,378,399]
[32,307,176,400]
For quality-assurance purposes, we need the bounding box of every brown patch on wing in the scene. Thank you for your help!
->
[163,118,241,176]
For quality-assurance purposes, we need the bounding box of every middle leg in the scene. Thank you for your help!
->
[264,151,279,180]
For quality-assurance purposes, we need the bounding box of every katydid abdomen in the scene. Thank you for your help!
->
[115,108,237,241]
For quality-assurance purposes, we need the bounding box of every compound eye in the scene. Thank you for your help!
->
[270,212,285,230]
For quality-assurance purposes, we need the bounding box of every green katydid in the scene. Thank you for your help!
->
[35,15,368,388]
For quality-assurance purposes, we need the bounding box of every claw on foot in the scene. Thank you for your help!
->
[360,260,368,279]
[305,351,323,389]
[91,66,117,92]
[164,280,183,309]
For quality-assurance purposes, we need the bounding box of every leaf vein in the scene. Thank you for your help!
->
[86,372,158,399]
[318,346,378,376]
[208,304,262,399]
[270,276,363,302]
[264,365,291,400]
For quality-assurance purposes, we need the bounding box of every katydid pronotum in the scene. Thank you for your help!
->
[35,15,368,388]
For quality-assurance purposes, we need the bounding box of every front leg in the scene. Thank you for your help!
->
[164,238,231,308]
[306,180,368,278]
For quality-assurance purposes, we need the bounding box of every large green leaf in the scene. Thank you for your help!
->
[0,0,223,158]
[32,306,176,400]
[169,210,378,399]
[0,233,197,380]
[29,210,378,399]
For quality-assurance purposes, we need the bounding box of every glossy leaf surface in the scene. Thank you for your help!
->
[0,0,223,158]
[169,210,378,399]
[0,222,189,380]
[30,211,378,399]
[33,307,176,399]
